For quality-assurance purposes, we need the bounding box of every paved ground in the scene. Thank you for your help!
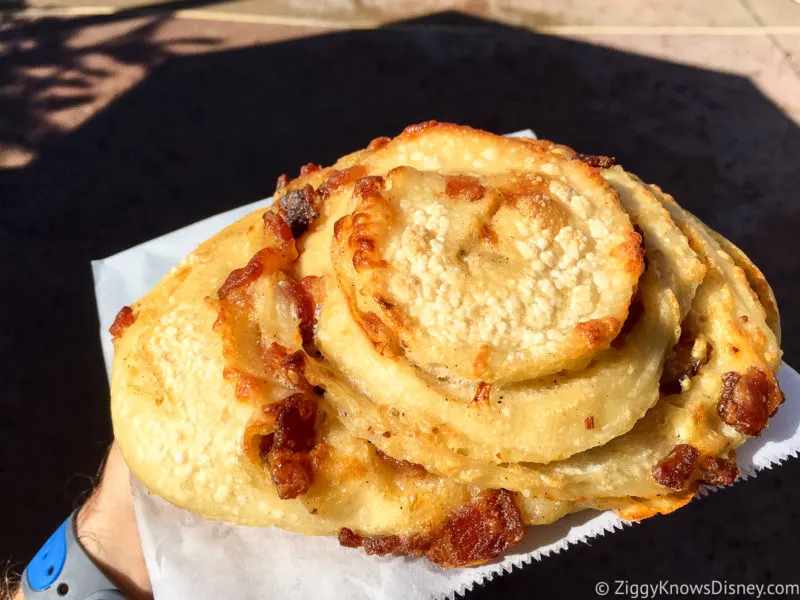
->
[4,0,800,168]
[2,1,800,598]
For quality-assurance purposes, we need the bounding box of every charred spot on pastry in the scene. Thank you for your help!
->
[444,175,485,202]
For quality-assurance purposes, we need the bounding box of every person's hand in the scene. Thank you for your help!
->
[14,442,153,600]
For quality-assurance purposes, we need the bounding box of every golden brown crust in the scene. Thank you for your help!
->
[110,122,783,568]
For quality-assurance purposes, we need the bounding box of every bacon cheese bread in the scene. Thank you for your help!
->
[110,123,783,567]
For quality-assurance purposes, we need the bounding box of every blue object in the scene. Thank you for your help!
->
[23,511,126,598]
[26,518,69,591]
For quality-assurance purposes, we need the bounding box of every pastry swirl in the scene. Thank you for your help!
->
[111,123,783,567]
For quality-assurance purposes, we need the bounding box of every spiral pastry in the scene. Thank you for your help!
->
[111,123,783,567]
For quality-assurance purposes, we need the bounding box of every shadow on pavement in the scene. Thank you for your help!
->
[2,10,799,598]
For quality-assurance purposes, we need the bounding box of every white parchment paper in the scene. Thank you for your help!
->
[91,130,800,600]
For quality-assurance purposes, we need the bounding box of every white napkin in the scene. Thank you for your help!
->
[91,130,800,600]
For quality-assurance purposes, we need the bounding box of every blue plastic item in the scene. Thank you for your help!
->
[25,518,70,591]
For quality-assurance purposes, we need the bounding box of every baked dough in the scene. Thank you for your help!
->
[110,123,783,567]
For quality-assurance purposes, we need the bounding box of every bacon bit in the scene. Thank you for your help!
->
[365,531,433,556]
[258,432,275,459]
[338,489,524,567]
[717,367,784,436]
[479,223,497,244]
[575,153,616,168]
[220,246,297,302]
[109,306,135,339]
[338,528,364,548]
[660,329,711,395]
[584,416,595,430]
[299,276,326,343]
[279,277,316,346]
[318,165,368,199]
[275,174,291,194]
[374,447,427,477]
[279,184,320,238]
[300,275,325,306]
[472,382,492,406]
[382,431,392,438]
[362,536,403,555]
[698,456,739,486]
[262,342,310,390]
[367,136,392,151]
[261,393,318,499]
[740,315,749,324]
[218,247,284,301]
[428,489,525,567]
[218,257,263,300]
[652,444,700,491]
[299,163,321,176]
[444,175,485,202]
[352,531,430,556]
[263,211,294,248]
